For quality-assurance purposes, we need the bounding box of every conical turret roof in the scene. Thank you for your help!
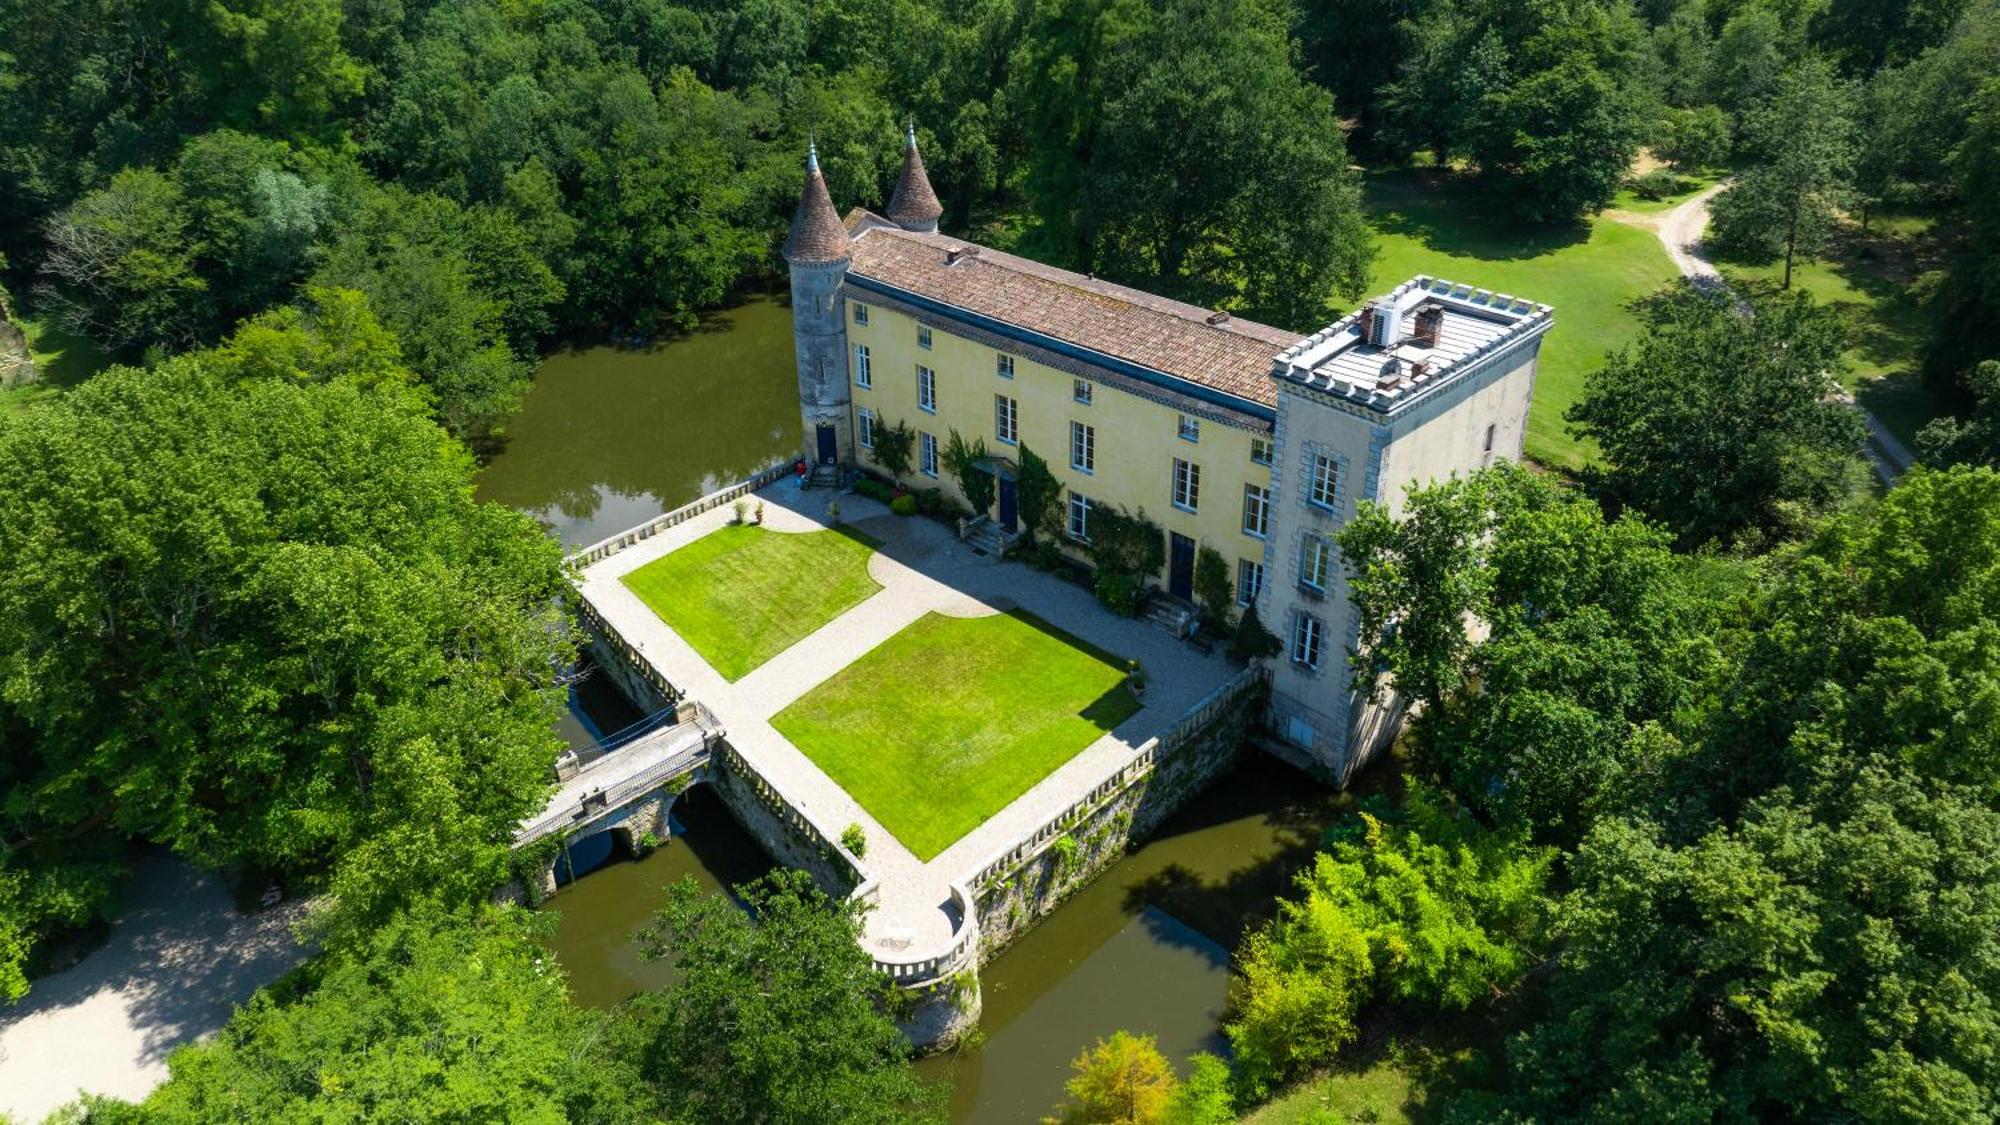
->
[886,124,943,232]
[783,145,851,264]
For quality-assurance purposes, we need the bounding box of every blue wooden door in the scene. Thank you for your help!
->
[815,424,837,464]
[998,476,1018,532]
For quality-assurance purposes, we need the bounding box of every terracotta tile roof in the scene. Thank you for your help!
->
[885,129,943,229]
[843,214,1297,408]
[783,151,851,264]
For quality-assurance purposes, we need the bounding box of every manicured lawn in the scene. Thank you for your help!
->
[1720,215,1948,449]
[620,523,881,681]
[771,610,1140,861]
[1364,171,1683,470]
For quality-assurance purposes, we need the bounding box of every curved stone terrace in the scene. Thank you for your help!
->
[572,478,1239,967]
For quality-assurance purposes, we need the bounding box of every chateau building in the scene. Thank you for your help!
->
[785,133,1553,780]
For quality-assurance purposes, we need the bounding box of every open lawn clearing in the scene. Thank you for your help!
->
[1365,171,1682,470]
[620,523,881,681]
[1721,215,1948,449]
[771,609,1140,861]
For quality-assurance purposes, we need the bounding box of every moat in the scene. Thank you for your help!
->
[492,297,1343,1122]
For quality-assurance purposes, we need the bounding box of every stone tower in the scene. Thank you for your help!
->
[886,124,943,234]
[784,144,854,469]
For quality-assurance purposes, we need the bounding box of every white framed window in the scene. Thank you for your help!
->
[1251,437,1274,467]
[1300,536,1331,592]
[1237,559,1265,606]
[1310,453,1339,510]
[1178,414,1200,442]
[858,407,875,449]
[1243,483,1270,538]
[1171,458,1200,512]
[1071,421,1095,473]
[920,430,938,477]
[997,354,1015,379]
[1073,379,1093,405]
[1067,492,1092,540]
[917,324,933,350]
[995,395,1018,445]
[918,365,936,413]
[853,344,871,388]
[1292,613,1323,669]
[853,302,870,326]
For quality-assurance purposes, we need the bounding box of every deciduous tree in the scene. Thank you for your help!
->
[1567,283,1865,547]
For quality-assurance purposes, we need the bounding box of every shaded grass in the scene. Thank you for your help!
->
[621,523,882,681]
[2,316,114,417]
[771,609,1139,860]
[1364,171,1682,470]
[1720,216,1948,449]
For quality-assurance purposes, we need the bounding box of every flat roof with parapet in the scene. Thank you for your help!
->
[1272,276,1553,414]
[842,210,1300,414]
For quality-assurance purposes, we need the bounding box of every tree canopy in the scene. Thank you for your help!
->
[1567,283,1866,548]
[0,293,571,992]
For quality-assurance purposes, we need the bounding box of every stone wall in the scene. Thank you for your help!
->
[969,676,1262,959]
[580,600,680,715]
[705,740,864,901]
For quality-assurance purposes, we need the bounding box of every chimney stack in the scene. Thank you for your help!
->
[1414,304,1443,347]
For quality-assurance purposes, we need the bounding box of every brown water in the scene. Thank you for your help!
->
[918,757,1338,1123]
[476,295,800,549]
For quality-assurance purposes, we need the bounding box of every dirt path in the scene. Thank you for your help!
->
[1617,185,1911,484]
[0,858,309,1122]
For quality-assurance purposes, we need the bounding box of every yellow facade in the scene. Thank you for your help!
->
[845,299,1273,592]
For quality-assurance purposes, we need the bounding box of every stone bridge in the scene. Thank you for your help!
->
[514,701,724,897]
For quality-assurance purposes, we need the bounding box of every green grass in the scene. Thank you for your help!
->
[1720,216,1948,449]
[620,523,882,681]
[1364,171,1683,470]
[771,610,1140,860]
[1608,169,1722,215]
[2,315,114,417]
[1244,1027,1493,1125]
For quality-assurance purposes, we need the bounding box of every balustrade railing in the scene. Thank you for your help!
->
[568,460,792,568]
[965,665,1265,895]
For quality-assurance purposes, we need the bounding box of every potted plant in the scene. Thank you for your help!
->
[1126,659,1147,698]
[733,499,748,524]
[754,501,765,525]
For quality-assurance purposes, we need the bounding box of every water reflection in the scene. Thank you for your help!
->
[477,296,800,548]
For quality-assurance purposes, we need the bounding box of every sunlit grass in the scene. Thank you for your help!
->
[772,610,1139,861]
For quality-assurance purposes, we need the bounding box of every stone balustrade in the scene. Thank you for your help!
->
[568,460,793,568]
[966,664,1266,896]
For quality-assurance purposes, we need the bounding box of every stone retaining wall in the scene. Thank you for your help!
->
[705,740,865,901]
[969,670,1265,958]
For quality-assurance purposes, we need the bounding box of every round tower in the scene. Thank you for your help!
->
[784,144,855,471]
[886,124,943,234]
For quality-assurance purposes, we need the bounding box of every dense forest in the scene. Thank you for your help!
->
[3,0,2000,1119]
[5,0,1993,439]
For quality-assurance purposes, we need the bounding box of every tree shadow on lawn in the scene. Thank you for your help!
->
[1366,170,1592,264]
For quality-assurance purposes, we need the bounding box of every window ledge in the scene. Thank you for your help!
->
[1171,502,1198,515]
[1297,583,1325,600]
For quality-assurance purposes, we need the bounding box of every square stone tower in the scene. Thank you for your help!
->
[1258,278,1553,782]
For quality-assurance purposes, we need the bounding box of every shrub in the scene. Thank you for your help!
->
[872,420,915,483]
[855,478,894,503]
[1225,786,1556,1097]
[841,822,867,857]
[1628,168,1686,201]
[915,487,946,515]
[732,499,748,523]
[1230,604,1283,662]
[890,494,917,517]
[1194,544,1233,627]
[1094,570,1142,616]
[943,430,994,515]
